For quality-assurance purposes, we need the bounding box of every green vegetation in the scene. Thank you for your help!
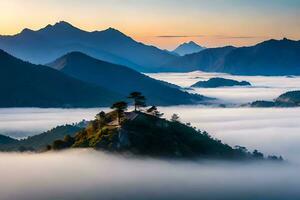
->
[128,92,146,111]
[0,123,85,151]
[48,92,282,161]
[111,101,128,125]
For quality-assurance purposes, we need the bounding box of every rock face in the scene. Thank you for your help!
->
[191,77,251,88]
[50,111,282,161]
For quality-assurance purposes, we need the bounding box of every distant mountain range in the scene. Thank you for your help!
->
[48,52,207,105]
[0,50,121,107]
[250,90,300,107]
[1,21,299,75]
[0,49,208,107]
[172,41,205,56]
[0,21,175,72]
[162,38,300,75]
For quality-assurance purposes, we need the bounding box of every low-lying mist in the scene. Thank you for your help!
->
[0,149,299,200]
[1,72,300,199]
[147,71,300,103]
[0,108,104,138]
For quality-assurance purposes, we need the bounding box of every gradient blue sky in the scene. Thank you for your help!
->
[0,0,299,49]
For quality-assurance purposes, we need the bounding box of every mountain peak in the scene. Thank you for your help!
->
[39,21,81,33]
[20,28,34,34]
[54,21,73,27]
[102,27,126,36]
[187,41,197,45]
[173,41,205,56]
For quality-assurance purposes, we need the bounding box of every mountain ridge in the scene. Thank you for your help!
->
[0,21,176,72]
[48,51,209,105]
[162,38,300,75]
[0,49,121,107]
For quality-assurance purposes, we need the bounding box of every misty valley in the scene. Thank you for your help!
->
[0,4,300,198]
[1,71,300,199]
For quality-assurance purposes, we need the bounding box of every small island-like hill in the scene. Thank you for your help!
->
[192,77,251,88]
[0,92,282,161]
[47,92,281,161]
[250,90,300,107]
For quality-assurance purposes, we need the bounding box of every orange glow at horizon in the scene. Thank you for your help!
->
[0,0,299,50]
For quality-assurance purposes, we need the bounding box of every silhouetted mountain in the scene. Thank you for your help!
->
[161,46,235,72]
[0,21,175,72]
[48,52,208,105]
[191,77,251,88]
[0,50,121,107]
[162,39,300,75]
[173,41,205,56]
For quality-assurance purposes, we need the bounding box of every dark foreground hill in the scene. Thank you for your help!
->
[49,110,282,161]
[48,52,208,105]
[162,38,300,75]
[250,91,300,107]
[0,50,121,107]
[191,77,251,88]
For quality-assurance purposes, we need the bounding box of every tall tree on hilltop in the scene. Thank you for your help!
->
[171,113,180,122]
[147,106,164,118]
[111,101,128,125]
[128,92,146,111]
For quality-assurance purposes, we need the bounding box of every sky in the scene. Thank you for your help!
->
[0,0,299,50]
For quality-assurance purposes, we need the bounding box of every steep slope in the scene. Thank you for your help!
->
[48,52,208,106]
[162,38,300,75]
[0,21,175,72]
[0,50,121,107]
[173,41,205,56]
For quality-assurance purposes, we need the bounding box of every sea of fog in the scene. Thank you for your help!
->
[1,71,300,199]
[147,71,300,104]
